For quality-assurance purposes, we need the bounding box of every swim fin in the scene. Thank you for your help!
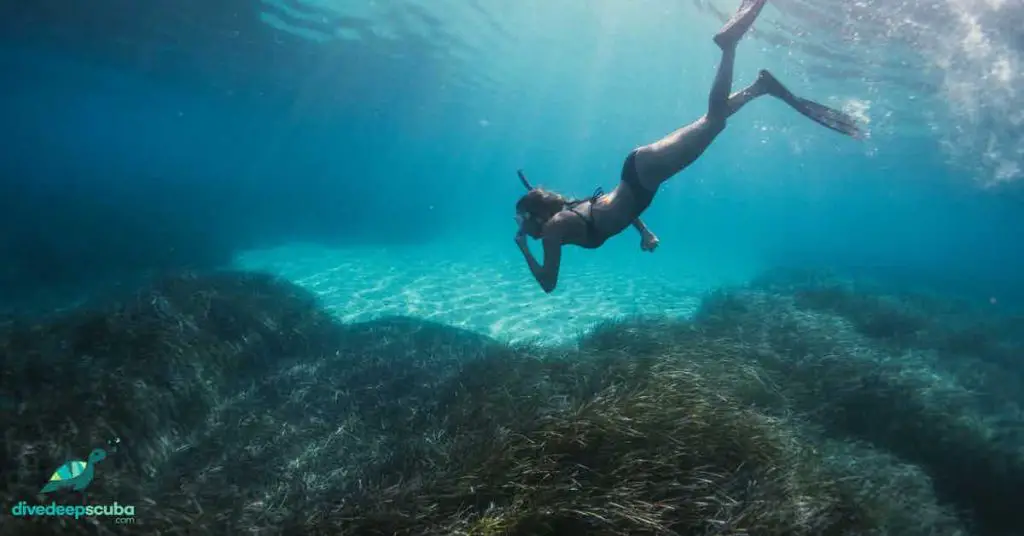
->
[758,70,864,139]
[789,96,864,138]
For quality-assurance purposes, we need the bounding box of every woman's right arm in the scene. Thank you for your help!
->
[516,223,564,293]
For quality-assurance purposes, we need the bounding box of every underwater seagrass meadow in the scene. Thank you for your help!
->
[2,0,1024,535]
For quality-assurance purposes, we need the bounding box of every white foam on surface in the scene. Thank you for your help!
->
[233,241,739,346]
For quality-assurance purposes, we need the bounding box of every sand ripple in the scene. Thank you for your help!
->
[233,242,718,346]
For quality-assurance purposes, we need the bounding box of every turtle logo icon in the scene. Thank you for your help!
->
[39,437,121,502]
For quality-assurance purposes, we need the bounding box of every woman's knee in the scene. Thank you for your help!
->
[703,112,727,132]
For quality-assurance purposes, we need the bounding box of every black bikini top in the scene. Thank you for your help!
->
[564,187,606,249]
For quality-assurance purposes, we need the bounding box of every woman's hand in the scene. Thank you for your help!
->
[515,228,528,250]
[641,231,660,252]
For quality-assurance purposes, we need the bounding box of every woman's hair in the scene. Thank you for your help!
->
[516,188,567,220]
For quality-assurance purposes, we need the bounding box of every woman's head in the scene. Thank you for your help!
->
[515,188,566,238]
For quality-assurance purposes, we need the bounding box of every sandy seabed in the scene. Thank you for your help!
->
[233,241,736,345]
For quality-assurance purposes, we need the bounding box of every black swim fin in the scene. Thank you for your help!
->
[790,96,864,138]
[758,70,864,139]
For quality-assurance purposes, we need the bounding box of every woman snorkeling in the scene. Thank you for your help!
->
[514,0,862,293]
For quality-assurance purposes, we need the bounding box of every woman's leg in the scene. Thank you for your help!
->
[633,0,770,190]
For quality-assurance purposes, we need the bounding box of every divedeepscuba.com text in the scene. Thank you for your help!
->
[10,501,136,523]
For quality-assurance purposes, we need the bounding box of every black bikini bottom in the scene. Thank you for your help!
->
[622,149,655,213]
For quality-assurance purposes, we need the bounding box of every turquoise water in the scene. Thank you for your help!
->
[1,0,1022,330]
[5,3,1024,533]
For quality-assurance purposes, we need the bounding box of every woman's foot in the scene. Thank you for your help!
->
[713,0,769,50]
[755,69,790,99]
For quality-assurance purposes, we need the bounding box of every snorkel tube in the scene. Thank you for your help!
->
[515,169,534,237]
[517,169,534,191]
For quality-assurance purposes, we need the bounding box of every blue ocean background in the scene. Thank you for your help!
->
[3,0,1023,340]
